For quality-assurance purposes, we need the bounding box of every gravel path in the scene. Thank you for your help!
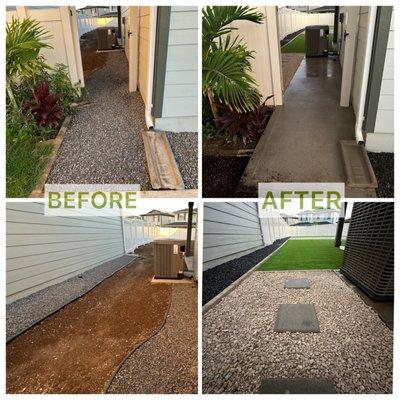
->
[167,132,198,189]
[203,238,289,305]
[6,255,135,342]
[108,284,198,394]
[203,270,393,394]
[368,152,394,198]
[47,51,151,188]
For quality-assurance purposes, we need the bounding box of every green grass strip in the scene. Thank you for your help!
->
[6,141,52,198]
[258,239,344,271]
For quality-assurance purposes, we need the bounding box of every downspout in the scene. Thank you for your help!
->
[145,7,157,129]
[355,6,377,144]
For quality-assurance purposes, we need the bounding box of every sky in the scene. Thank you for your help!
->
[123,198,195,217]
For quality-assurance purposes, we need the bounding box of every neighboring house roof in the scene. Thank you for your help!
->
[297,209,339,215]
[280,212,298,219]
[173,208,198,214]
[307,6,335,13]
[140,209,175,217]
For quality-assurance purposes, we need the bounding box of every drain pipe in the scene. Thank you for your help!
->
[145,7,157,129]
[355,6,377,144]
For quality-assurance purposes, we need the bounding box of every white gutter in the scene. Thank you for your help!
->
[355,6,377,144]
[145,7,157,129]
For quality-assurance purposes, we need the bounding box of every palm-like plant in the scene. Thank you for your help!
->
[203,6,264,119]
[6,17,52,111]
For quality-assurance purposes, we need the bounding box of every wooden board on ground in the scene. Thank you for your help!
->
[141,130,185,190]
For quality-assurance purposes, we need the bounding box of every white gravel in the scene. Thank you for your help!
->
[203,270,393,394]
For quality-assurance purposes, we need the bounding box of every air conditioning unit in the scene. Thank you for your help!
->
[153,239,187,279]
[96,27,117,50]
[305,25,329,57]
[340,202,394,300]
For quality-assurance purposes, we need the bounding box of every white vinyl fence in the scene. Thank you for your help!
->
[278,7,334,41]
[76,15,118,37]
[260,210,290,245]
[288,223,349,238]
[122,218,196,254]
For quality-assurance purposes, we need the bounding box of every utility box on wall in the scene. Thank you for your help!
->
[341,202,394,300]
[153,239,187,279]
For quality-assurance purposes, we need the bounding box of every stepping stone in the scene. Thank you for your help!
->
[284,278,310,289]
[260,378,336,394]
[274,304,320,332]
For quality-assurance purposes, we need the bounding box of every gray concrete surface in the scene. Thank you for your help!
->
[6,254,136,342]
[274,304,320,332]
[238,57,375,197]
[260,378,336,394]
[284,278,310,289]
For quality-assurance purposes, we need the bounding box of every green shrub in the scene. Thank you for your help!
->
[49,64,80,113]
[6,111,40,146]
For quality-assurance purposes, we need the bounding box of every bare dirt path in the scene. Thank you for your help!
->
[6,245,171,394]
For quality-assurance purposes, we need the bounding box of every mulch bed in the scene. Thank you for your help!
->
[202,238,289,305]
[367,152,394,198]
[202,156,250,198]
[6,245,171,394]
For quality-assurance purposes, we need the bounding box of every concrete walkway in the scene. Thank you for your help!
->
[238,57,373,197]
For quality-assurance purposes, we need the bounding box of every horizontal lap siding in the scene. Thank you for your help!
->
[139,7,151,108]
[203,202,264,270]
[155,6,198,132]
[374,12,394,135]
[6,203,125,303]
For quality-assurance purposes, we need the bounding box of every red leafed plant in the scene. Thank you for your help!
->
[24,81,63,128]
[215,95,274,144]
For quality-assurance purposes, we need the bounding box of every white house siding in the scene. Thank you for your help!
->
[366,11,394,152]
[6,203,125,303]
[203,202,264,270]
[138,6,151,108]
[155,6,198,132]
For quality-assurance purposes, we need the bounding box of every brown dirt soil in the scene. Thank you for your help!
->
[281,53,304,91]
[6,244,171,394]
[80,30,110,79]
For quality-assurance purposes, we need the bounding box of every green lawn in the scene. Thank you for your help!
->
[281,31,333,53]
[6,141,52,198]
[258,239,344,271]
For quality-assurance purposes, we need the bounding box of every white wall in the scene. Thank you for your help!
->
[203,202,264,270]
[6,203,125,303]
[366,11,394,152]
[155,6,198,132]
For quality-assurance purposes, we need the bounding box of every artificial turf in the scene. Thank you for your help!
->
[257,239,344,271]
[281,31,334,53]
